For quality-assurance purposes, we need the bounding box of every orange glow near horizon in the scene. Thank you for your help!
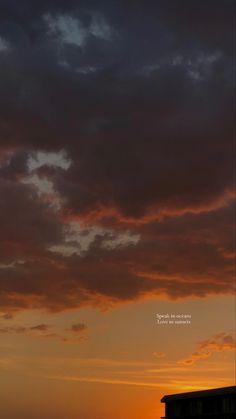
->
[0,296,235,419]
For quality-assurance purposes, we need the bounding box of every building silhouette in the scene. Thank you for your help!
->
[161,386,236,418]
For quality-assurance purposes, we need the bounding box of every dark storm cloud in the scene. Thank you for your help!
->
[0,204,234,312]
[0,0,235,311]
[0,150,29,180]
[0,0,234,218]
[0,178,62,264]
[0,0,234,47]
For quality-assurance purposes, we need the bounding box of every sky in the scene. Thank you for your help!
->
[0,1,235,418]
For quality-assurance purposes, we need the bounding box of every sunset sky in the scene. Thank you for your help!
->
[0,1,235,418]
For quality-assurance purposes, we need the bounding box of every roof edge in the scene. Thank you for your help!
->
[161,385,236,403]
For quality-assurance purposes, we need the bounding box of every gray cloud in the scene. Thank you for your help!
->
[0,0,235,312]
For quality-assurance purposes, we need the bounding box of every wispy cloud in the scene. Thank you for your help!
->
[0,322,88,344]
[66,323,88,333]
[178,331,235,365]
[152,351,166,359]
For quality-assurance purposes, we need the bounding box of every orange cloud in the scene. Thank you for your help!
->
[0,168,235,313]
[178,331,235,365]
[64,189,236,226]
[152,351,166,359]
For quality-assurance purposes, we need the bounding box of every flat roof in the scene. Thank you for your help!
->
[161,386,236,403]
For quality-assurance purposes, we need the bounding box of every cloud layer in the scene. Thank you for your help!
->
[0,0,235,312]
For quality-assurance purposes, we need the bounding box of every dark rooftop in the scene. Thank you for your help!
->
[161,386,236,402]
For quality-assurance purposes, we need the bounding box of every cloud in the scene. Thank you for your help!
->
[48,221,140,257]
[46,374,169,389]
[179,331,235,365]
[199,332,236,353]
[0,325,26,334]
[0,324,50,335]
[45,14,88,47]
[0,0,235,312]
[27,150,71,172]
[0,178,63,265]
[68,323,88,333]
[0,206,235,312]
[30,324,49,331]
[152,352,166,359]
[1,313,14,320]
[0,36,8,51]
[45,11,113,47]
[0,321,88,344]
